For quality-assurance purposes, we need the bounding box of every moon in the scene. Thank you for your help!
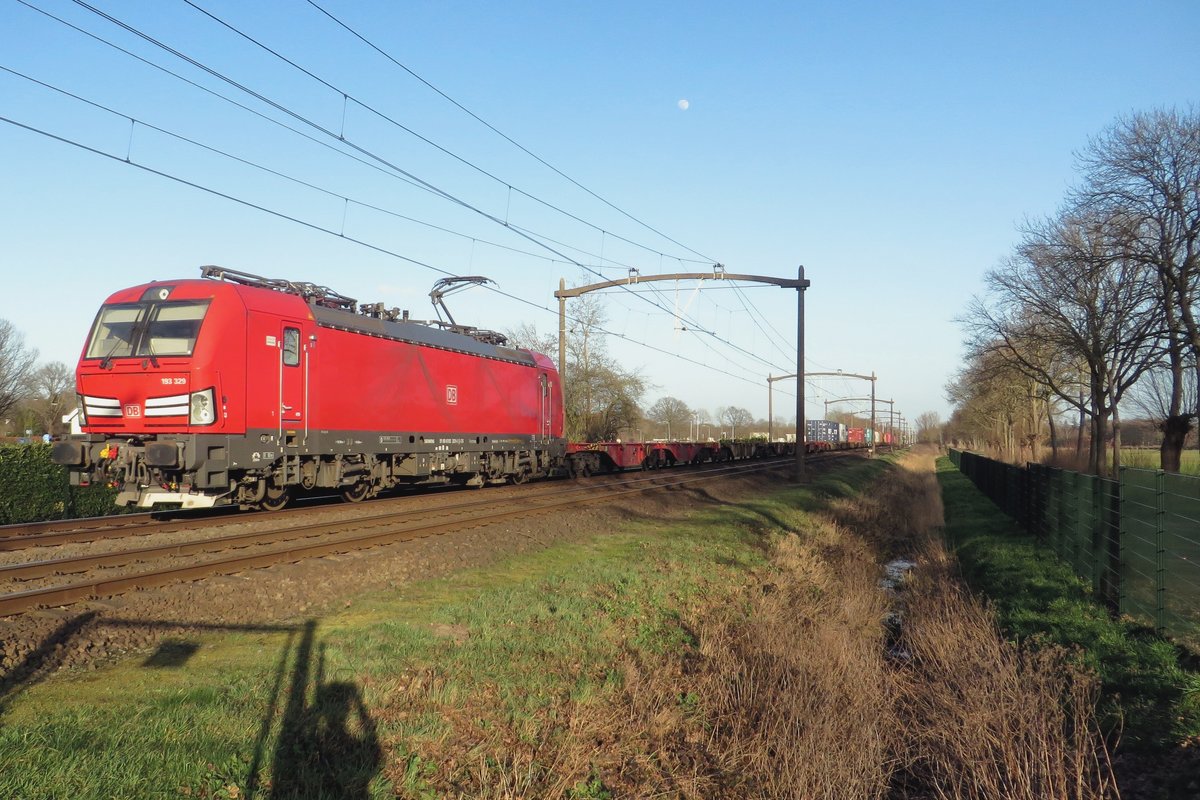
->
[678,99,690,111]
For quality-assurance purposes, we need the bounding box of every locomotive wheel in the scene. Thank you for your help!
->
[260,484,291,512]
[510,469,529,485]
[340,481,371,503]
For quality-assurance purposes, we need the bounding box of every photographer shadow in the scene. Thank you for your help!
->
[262,620,382,800]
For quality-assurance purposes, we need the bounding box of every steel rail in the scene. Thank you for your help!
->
[0,458,763,553]
[0,459,795,615]
[0,460,773,580]
[0,513,245,552]
[0,512,157,540]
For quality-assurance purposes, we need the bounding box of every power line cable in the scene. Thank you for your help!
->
[0,63,597,271]
[177,0,710,267]
[0,112,779,392]
[167,0,784,370]
[48,0,782,376]
[642,280,789,374]
[730,282,794,364]
[12,2,673,281]
[303,0,718,265]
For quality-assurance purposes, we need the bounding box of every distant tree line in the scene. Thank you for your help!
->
[952,108,1200,476]
[0,319,75,440]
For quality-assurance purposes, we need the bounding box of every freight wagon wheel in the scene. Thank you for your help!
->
[340,481,371,503]
[260,483,291,512]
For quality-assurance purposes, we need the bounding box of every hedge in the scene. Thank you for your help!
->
[0,443,122,524]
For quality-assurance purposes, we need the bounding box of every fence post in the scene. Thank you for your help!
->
[1090,474,1102,599]
[1117,468,1127,617]
[1110,477,1122,612]
[1155,469,1166,636]
[1053,468,1065,559]
[1032,464,1045,543]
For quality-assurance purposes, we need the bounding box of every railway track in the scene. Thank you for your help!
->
[0,511,159,543]
[0,458,800,616]
[0,509,241,551]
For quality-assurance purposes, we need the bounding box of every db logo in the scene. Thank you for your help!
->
[124,404,142,418]
[445,385,458,405]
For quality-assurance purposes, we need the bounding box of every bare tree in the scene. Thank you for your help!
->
[946,348,1043,462]
[564,294,645,441]
[0,320,38,421]
[963,209,1164,475]
[646,396,691,440]
[1074,108,1200,471]
[504,298,646,441]
[27,361,75,436]
[1130,361,1198,443]
[718,406,754,439]
[914,411,942,444]
[503,322,558,361]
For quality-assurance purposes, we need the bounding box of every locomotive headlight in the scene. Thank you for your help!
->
[189,388,216,425]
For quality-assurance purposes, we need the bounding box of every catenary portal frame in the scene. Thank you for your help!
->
[555,267,811,479]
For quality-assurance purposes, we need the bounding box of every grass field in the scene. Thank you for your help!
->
[0,459,891,799]
[0,453,1149,799]
[936,456,1200,752]
[1117,447,1200,474]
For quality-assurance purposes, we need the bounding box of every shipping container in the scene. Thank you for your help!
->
[805,418,840,443]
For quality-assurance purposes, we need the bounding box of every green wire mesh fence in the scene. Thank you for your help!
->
[948,449,1199,647]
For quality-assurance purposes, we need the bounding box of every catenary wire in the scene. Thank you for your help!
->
[3,60,789,384]
[45,0,792,376]
[731,282,794,363]
[303,0,718,265]
[170,0,777,362]
[177,0,710,267]
[0,61,644,277]
[9,2,672,283]
[1,113,800,396]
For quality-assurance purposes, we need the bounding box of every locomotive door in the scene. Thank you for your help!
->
[538,373,551,441]
[279,323,307,437]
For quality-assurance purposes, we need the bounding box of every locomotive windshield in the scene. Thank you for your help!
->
[85,300,211,360]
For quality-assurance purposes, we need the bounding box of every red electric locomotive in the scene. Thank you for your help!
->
[52,266,565,510]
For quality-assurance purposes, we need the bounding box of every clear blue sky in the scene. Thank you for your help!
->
[3,0,1198,429]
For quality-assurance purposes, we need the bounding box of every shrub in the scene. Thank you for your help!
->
[0,443,119,524]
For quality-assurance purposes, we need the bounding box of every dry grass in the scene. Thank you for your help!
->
[378,524,902,799]
[896,564,1119,800]
[892,447,1119,800]
[375,446,1119,798]
[690,531,901,799]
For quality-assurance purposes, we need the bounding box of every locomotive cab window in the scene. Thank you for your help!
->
[85,303,143,359]
[282,327,300,366]
[143,302,208,356]
[85,300,210,360]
